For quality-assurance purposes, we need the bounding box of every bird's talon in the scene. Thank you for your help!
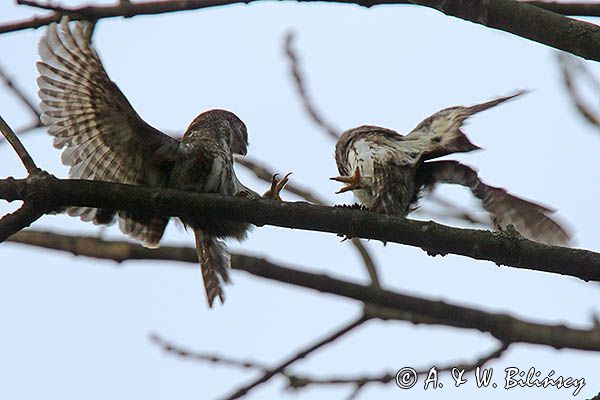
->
[330,167,362,194]
[263,172,292,201]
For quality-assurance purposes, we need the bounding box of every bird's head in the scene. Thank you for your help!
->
[185,109,249,155]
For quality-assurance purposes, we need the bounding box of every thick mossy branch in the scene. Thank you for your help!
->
[1,176,599,282]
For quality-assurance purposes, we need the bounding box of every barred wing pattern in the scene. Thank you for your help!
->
[334,92,571,246]
[404,91,525,161]
[416,161,571,246]
[37,17,178,247]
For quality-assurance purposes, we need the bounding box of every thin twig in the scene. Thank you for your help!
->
[0,115,40,174]
[149,329,507,395]
[14,121,44,136]
[296,340,510,389]
[284,31,340,140]
[557,53,600,131]
[418,341,510,375]
[345,383,367,400]
[0,64,44,144]
[150,333,271,370]
[0,64,41,120]
[222,314,370,399]
[0,203,45,242]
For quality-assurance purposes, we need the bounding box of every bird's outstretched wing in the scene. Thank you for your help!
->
[404,91,526,161]
[38,17,179,247]
[416,161,572,246]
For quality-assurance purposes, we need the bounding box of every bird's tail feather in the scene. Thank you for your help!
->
[193,228,231,307]
[416,160,572,246]
[406,90,527,160]
[464,90,526,115]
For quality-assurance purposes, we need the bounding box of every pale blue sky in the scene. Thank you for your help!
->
[0,1,599,399]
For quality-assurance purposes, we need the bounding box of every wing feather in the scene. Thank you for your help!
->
[404,91,526,161]
[38,17,177,246]
[416,161,571,246]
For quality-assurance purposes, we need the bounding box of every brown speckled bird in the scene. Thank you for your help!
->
[332,92,571,246]
[37,17,289,306]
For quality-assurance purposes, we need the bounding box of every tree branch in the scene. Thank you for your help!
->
[151,330,508,393]
[150,333,272,370]
[526,2,600,17]
[557,53,600,132]
[0,64,43,141]
[290,340,510,390]
[6,229,600,351]
[0,115,40,174]
[223,314,369,399]
[0,203,45,242]
[5,0,600,60]
[1,177,598,282]
[0,64,41,121]
[284,31,340,140]
[409,0,600,61]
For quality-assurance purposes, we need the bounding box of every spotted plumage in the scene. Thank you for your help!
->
[37,17,285,307]
[332,92,571,246]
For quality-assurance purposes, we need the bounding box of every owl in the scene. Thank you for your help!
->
[37,17,289,307]
[332,92,571,246]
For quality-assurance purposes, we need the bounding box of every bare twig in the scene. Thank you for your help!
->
[0,64,43,143]
[153,324,507,397]
[557,53,600,131]
[0,64,40,120]
[284,32,339,139]
[0,203,45,242]
[0,115,40,174]
[345,384,367,400]
[222,314,370,399]
[13,121,43,136]
[6,230,600,352]
[5,0,600,61]
[289,340,509,389]
[413,341,511,378]
[348,237,379,287]
[150,333,271,370]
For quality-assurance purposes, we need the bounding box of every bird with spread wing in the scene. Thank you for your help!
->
[331,91,571,246]
[37,17,290,307]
